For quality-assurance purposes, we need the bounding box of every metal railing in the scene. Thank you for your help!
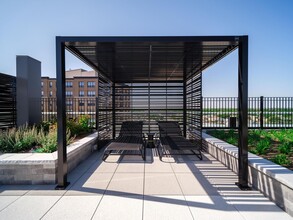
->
[203,96,293,129]
[41,98,97,127]
[41,96,293,130]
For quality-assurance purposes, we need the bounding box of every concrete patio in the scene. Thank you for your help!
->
[0,149,291,220]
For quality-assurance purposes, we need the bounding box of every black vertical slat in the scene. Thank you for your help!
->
[0,73,16,129]
[260,96,264,129]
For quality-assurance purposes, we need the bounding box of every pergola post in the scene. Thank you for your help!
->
[183,58,187,138]
[55,37,69,189]
[237,36,250,190]
[112,83,116,139]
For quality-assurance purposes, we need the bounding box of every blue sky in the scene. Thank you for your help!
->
[0,0,292,97]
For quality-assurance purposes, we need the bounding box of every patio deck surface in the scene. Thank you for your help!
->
[0,149,292,220]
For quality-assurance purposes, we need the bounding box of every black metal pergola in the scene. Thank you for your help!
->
[55,36,249,190]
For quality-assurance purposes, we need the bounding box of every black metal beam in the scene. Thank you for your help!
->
[112,83,116,139]
[148,45,152,134]
[236,35,251,190]
[61,36,240,44]
[183,58,187,137]
[55,37,70,190]
[187,44,238,80]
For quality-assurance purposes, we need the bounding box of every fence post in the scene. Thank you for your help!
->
[260,96,264,129]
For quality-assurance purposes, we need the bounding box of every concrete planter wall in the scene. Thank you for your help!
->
[0,132,97,185]
[202,132,293,217]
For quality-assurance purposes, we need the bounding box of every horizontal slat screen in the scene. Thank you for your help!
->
[114,82,183,137]
[98,76,112,141]
[186,72,202,147]
[0,73,16,129]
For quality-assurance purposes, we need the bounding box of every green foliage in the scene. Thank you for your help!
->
[248,130,262,146]
[218,113,230,119]
[278,142,292,155]
[207,129,293,168]
[78,115,91,131]
[208,129,238,146]
[67,115,91,136]
[37,121,51,133]
[0,125,39,153]
[272,154,291,166]
[35,127,73,153]
[0,115,90,153]
[250,138,271,155]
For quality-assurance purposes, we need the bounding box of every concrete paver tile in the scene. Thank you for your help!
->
[226,197,293,220]
[186,195,245,220]
[144,173,182,195]
[86,160,119,173]
[65,172,113,196]
[145,158,173,173]
[92,195,143,220]
[106,173,143,196]
[143,195,193,220]
[0,196,60,220]
[0,196,20,211]
[42,195,102,220]
[176,173,220,196]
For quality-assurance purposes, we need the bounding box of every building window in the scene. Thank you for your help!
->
[66,91,73,97]
[79,100,85,106]
[88,100,95,106]
[41,82,43,87]
[79,91,84,97]
[87,81,95,87]
[41,91,44,96]
[79,100,85,112]
[49,91,53,97]
[87,91,96,97]
[79,81,84,87]
[66,81,73,87]
[49,81,53,88]
[66,100,73,106]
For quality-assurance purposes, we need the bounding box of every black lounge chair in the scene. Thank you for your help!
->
[157,121,202,160]
[102,121,146,161]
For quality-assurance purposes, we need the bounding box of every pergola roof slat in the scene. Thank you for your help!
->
[64,36,239,83]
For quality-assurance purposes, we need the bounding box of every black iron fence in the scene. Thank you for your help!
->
[203,96,293,129]
[0,73,16,129]
[41,96,293,130]
[41,98,97,127]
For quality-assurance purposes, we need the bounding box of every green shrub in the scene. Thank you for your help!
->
[78,115,91,131]
[66,119,83,136]
[226,136,238,146]
[208,129,238,145]
[272,154,291,166]
[0,121,76,153]
[35,126,73,153]
[37,121,51,133]
[0,125,39,153]
[255,138,271,155]
[278,142,292,155]
[250,138,271,155]
[66,115,91,136]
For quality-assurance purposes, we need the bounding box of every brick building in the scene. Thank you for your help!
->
[41,69,98,121]
[41,69,130,122]
[41,69,98,99]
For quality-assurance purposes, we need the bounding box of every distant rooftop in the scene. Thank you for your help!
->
[42,69,97,79]
[65,69,97,78]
